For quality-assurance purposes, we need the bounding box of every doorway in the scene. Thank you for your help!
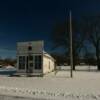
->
[26,55,33,73]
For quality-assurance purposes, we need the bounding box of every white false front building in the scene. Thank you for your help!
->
[17,41,55,76]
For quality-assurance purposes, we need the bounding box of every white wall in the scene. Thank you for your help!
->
[43,56,55,74]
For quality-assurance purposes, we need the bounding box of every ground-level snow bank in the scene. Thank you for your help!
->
[0,86,100,100]
[0,71,100,100]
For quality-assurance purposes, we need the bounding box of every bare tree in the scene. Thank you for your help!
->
[81,15,100,70]
[51,18,85,70]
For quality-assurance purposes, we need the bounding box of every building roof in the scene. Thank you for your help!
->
[43,51,55,62]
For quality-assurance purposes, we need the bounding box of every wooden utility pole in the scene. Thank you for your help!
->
[69,11,73,78]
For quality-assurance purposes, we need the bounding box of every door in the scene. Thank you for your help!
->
[34,55,42,72]
[26,55,33,73]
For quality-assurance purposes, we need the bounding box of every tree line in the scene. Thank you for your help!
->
[0,57,16,66]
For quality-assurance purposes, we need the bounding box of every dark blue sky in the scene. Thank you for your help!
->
[0,0,100,58]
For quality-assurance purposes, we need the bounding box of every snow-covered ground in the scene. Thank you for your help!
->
[56,65,97,71]
[0,66,100,100]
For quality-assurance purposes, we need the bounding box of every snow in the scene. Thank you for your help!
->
[0,66,100,100]
[4,65,15,69]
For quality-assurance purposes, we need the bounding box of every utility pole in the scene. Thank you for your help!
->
[69,11,73,78]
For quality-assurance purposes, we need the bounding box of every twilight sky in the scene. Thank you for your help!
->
[0,0,100,58]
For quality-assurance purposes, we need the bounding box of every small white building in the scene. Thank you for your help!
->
[17,41,55,76]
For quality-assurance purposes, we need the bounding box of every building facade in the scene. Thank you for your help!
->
[17,41,55,76]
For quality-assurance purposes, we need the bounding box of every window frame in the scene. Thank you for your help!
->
[34,55,42,70]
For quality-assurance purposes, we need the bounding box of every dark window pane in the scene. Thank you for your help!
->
[19,63,25,69]
[38,56,41,62]
[19,56,25,69]
[35,55,42,69]
[28,46,32,51]
[29,55,33,60]
[19,56,23,61]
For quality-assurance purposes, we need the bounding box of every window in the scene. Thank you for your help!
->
[28,46,32,51]
[19,56,25,70]
[35,55,42,69]
[29,55,33,60]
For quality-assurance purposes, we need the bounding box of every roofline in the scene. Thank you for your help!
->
[43,51,55,62]
[17,40,44,43]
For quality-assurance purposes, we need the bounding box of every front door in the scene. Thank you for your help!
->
[26,55,33,73]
